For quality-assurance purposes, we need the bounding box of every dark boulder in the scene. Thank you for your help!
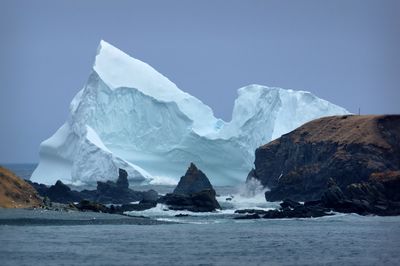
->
[160,163,220,212]
[234,213,261,220]
[321,179,346,207]
[280,199,302,209]
[75,200,110,213]
[161,189,220,212]
[234,209,268,215]
[175,213,190,217]
[262,205,331,219]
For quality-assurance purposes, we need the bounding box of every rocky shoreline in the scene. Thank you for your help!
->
[2,115,400,221]
[24,163,221,215]
[243,115,400,218]
[2,160,400,221]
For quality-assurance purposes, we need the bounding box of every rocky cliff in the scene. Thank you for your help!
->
[0,166,42,208]
[249,115,400,202]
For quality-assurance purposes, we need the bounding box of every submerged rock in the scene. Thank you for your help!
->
[175,213,190,217]
[160,163,220,212]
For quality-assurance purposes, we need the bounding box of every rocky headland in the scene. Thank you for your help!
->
[0,166,42,208]
[245,115,400,217]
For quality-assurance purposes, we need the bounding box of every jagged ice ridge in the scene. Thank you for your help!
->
[31,40,349,186]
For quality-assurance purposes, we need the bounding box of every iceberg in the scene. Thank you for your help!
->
[31,40,349,186]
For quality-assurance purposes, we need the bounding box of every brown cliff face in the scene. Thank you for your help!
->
[250,115,400,201]
[0,166,42,208]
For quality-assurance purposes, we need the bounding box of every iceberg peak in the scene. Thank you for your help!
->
[93,39,219,136]
[31,41,350,186]
[94,39,178,96]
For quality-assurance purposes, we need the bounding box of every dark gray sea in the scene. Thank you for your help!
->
[1,164,400,266]
[1,215,400,266]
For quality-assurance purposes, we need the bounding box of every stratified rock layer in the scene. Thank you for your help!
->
[250,115,400,202]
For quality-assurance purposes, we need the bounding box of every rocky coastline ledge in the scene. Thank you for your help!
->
[238,115,400,219]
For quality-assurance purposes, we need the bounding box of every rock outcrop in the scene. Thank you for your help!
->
[92,169,145,204]
[0,166,42,208]
[235,199,332,219]
[30,168,159,208]
[249,115,400,202]
[320,177,400,216]
[75,200,110,213]
[235,176,400,219]
[160,163,220,212]
[44,180,83,204]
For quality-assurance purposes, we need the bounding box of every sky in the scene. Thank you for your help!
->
[1,0,399,163]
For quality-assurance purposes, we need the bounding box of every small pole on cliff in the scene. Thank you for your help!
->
[358,107,360,115]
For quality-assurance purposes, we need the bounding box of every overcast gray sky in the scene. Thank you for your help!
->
[1,0,399,163]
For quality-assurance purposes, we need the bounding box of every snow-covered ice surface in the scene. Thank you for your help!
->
[31,40,349,186]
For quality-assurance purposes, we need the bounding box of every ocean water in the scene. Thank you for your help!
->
[1,215,400,266]
[1,164,400,265]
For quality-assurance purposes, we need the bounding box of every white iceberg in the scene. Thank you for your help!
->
[31,40,349,186]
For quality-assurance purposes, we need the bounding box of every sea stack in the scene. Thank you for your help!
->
[160,163,220,212]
